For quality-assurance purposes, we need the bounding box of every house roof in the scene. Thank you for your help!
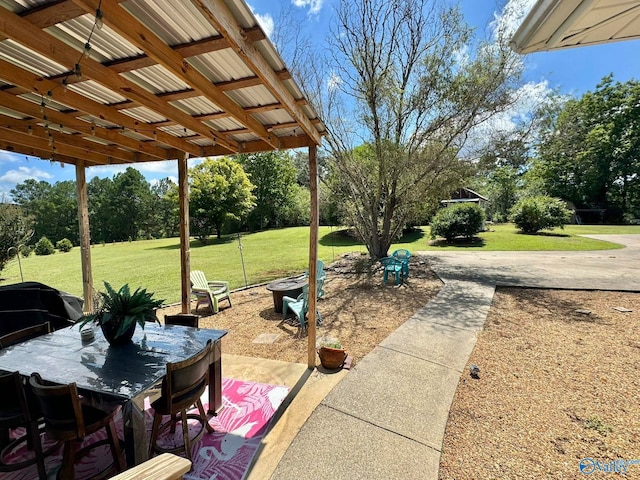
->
[0,0,325,166]
[511,0,640,53]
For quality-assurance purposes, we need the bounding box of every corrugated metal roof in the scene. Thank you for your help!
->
[0,0,325,166]
[512,0,640,52]
[0,39,68,77]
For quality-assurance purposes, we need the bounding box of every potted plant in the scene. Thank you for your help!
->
[77,282,164,346]
[317,340,347,369]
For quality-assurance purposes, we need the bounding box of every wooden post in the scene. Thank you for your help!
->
[75,160,93,312]
[178,153,191,314]
[307,144,319,368]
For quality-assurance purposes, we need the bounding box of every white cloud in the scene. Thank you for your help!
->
[292,0,323,16]
[0,166,53,183]
[493,0,537,40]
[255,12,274,39]
[327,72,341,92]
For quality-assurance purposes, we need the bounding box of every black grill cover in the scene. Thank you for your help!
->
[0,282,84,336]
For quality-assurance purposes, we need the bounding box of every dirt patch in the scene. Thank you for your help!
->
[158,253,442,365]
[439,288,640,479]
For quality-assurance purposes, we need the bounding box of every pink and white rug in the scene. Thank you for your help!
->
[3,378,289,480]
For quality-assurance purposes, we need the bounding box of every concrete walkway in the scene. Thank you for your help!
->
[270,235,640,480]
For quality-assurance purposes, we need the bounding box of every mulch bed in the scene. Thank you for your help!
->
[158,253,442,365]
[439,288,640,479]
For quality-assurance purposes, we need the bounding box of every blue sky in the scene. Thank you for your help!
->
[1,0,638,200]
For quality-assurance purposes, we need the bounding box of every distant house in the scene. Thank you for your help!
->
[441,188,488,208]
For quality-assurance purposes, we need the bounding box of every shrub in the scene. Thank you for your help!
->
[430,203,485,241]
[56,238,73,252]
[509,196,571,234]
[19,244,32,257]
[34,236,55,256]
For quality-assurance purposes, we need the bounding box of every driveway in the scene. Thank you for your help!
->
[417,234,640,291]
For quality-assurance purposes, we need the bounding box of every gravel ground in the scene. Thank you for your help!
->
[158,253,442,365]
[439,288,640,480]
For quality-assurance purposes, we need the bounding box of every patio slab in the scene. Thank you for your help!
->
[272,404,440,480]
[321,346,462,450]
[380,318,478,372]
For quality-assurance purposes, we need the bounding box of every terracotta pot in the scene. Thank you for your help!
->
[318,346,346,369]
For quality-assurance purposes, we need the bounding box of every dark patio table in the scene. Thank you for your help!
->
[266,275,307,313]
[0,323,226,467]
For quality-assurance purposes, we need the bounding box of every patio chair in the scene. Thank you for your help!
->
[380,256,404,285]
[0,371,58,480]
[190,270,231,314]
[29,373,126,479]
[391,249,412,278]
[148,340,214,461]
[304,260,326,298]
[0,321,51,349]
[282,285,323,335]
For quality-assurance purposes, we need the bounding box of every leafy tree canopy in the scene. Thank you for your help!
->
[298,0,528,258]
[533,75,640,221]
[189,157,255,240]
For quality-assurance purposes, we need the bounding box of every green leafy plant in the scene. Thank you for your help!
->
[34,236,55,256]
[78,282,164,340]
[510,196,571,234]
[321,340,343,349]
[56,238,73,252]
[430,203,485,242]
[584,415,614,436]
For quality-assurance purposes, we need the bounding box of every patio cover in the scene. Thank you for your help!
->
[511,0,640,53]
[0,0,324,367]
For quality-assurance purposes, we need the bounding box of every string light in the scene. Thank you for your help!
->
[74,63,82,80]
[95,7,104,30]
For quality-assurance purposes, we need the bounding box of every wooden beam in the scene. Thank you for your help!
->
[0,118,154,163]
[103,27,266,74]
[0,6,237,153]
[307,143,319,368]
[178,153,191,314]
[194,0,322,146]
[0,141,95,166]
[0,128,123,165]
[75,160,93,312]
[71,0,275,149]
[0,58,191,157]
[19,0,85,28]
[201,134,313,156]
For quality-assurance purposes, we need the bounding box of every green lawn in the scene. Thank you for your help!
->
[1,224,637,304]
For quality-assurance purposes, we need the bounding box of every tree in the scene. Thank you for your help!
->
[303,0,526,258]
[0,203,33,271]
[110,168,155,241]
[189,157,255,240]
[150,178,180,239]
[236,151,298,230]
[533,75,640,221]
[11,179,78,244]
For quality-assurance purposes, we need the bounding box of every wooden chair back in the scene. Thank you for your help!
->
[0,371,31,426]
[159,340,212,413]
[0,321,51,348]
[28,373,86,441]
[164,314,199,328]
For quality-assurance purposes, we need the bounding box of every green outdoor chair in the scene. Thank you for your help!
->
[282,285,323,335]
[305,260,327,298]
[380,256,404,285]
[391,249,412,278]
[190,270,231,314]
